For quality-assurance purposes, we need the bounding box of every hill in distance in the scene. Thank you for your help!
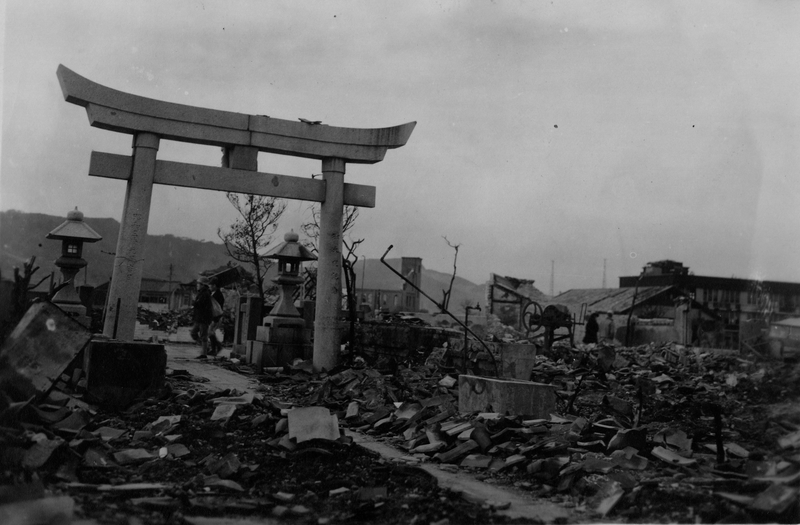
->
[0,209,232,289]
[0,211,490,310]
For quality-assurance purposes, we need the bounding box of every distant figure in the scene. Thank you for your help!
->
[603,312,616,342]
[190,277,214,358]
[208,277,225,355]
[583,312,600,344]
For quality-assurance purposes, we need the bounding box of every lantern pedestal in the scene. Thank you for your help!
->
[53,259,92,326]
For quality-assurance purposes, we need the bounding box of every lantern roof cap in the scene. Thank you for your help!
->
[46,207,103,242]
[265,230,316,261]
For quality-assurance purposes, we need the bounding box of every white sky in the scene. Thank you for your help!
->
[1,0,799,292]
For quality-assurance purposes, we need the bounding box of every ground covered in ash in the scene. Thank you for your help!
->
[2,338,800,524]
[60,383,503,525]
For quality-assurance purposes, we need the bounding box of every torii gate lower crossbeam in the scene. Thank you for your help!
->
[57,65,415,371]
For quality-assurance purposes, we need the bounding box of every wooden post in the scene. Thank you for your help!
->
[102,133,160,339]
[313,157,345,371]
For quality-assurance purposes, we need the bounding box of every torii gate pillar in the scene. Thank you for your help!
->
[103,133,160,340]
[315,158,346,370]
[56,65,415,371]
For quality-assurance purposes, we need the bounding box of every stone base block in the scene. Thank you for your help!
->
[255,326,270,342]
[84,340,166,409]
[250,342,313,371]
[250,341,274,372]
[458,375,556,418]
[245,340,257,363]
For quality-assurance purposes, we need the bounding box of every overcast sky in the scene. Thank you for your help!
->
[2,1,798,292]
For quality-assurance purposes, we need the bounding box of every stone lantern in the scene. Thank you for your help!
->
[263,230,316,327]
[47,207,102,324]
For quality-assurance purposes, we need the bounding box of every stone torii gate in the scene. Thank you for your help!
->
[56,65,415,370]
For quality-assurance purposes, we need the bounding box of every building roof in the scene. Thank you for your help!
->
[140,278,175,294]
[488,274,550,304]
[553,286,676,315]
[201,264,250,288]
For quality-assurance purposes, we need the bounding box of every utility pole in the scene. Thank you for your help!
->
[602,259,607,289]
[168,263,173,309]
[550,260,554,297]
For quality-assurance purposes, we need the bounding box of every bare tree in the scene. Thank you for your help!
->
[441,236,461,312]
[217,194,286,305]
[301,204,360,254]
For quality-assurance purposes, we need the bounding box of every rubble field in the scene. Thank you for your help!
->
[2,339,800,524]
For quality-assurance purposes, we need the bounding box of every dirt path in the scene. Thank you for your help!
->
[165,344,260,393]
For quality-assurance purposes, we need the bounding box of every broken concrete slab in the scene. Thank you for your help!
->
[458,375,556,417]
[0,301,91,400]
[287,407,340,443]
[651,446,697,467]
[211,404,237,422]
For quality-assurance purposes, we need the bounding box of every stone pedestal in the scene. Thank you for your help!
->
[249,315,311,369]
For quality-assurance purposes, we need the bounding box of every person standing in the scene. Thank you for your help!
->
[583,312,599,344]
[603,312,616,343]
[208,277,225,355]
[190,277,214,358]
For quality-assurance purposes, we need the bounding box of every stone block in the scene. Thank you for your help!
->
[0,302,91,400]
[272,326,305,344]
[499,343,537,380]
[458,375,556,418]
[255,326,270,342]
[225,145,258,171]
[275,343,311,366]
[252,342,278,370]
[83,340,166,409]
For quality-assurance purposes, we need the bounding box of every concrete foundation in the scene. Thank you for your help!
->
[250,341,312,371]
[458,375,556,418]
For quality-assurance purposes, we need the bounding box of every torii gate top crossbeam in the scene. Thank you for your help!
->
[57,64,416,164]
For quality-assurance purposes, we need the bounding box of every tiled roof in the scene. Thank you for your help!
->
[552,286,675,315]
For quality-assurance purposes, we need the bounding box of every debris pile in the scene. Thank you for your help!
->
[1,333,799,523]
[136,307,194,331]
[0,364,501,524]
[281,341,800,523]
